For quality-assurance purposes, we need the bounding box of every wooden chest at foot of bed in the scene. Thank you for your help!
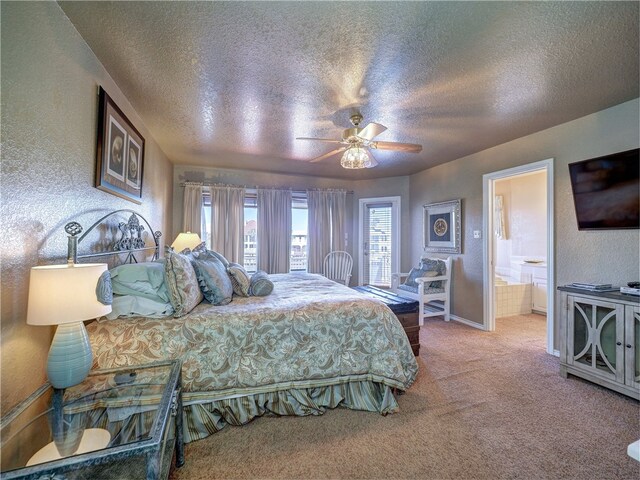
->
[352,285,420,356]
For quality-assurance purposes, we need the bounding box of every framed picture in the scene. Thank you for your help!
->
[423,199,462,254]
[95,87,145,204]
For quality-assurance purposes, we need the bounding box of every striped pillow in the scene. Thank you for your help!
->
[164,247,203,317]
[227,263,251,297]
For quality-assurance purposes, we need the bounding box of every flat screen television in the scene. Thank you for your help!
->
[568,148,639,230]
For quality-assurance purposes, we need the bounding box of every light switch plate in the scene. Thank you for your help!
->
[473,230,481,239]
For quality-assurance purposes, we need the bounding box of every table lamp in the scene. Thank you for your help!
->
[171,232,202,252]
[26,263,111,389]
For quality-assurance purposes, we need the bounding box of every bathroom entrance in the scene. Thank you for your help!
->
[482,159,555,355]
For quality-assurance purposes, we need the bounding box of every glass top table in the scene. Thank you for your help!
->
[1,360,184,480]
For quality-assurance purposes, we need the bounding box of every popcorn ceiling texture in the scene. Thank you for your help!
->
[0,2,173,412]
[58,1,639,179]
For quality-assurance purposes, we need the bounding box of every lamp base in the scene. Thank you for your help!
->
[47,322,93,389]
[27,428,111,466]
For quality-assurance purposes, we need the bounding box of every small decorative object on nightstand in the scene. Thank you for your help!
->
[26,263,111,389]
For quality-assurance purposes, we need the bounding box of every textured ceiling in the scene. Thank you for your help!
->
[59,1,639,180]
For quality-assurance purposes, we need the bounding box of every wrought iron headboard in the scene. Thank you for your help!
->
[65,209,162,264]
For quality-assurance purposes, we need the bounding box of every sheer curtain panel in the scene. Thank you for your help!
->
[257,189,292,274]
[209,186,245,263]
[182,183,203,236]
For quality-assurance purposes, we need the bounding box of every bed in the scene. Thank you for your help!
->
[71,210,419,443]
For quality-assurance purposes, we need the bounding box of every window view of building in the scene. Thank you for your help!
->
[204,191,307,273]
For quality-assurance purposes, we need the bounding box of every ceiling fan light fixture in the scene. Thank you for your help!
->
[340,146,373,169]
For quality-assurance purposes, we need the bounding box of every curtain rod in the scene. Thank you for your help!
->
[180,182,353,194]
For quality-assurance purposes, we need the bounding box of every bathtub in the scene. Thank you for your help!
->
[495,275,532,318]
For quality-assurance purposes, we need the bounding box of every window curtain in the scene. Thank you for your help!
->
[182,183,203,236]
[209,185,245,263]
[257,189,292,274]
[307,190,347,274]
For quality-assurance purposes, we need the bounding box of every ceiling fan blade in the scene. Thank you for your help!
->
[296,137,343,144]
[357,123,387,141]
[371,140,422,153]
[366,150,379,168]
[309,146,347,163]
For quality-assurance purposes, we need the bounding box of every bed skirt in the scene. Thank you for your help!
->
[182,380,400,443]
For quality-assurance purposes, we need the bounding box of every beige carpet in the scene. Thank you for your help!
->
[170,314,640,479]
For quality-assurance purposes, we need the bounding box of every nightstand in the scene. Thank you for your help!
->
[1,360,184,479]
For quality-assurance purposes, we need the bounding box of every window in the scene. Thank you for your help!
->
[361,201,396,287]
[243,194,258,272]
[290,193,308,272]
[203,189,308,273]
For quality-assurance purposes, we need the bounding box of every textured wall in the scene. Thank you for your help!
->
[173,165,411,284]
[0,2,173,412]
[409,99,640,344]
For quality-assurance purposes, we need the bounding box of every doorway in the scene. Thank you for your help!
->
[482,159,556,355]
[358,196,400,287]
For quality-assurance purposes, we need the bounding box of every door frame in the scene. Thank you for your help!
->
[358,196,401,286]
[482,158,556,355]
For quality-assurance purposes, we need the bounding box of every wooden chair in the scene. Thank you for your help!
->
[391,256,452,325]
[323,251,353,286]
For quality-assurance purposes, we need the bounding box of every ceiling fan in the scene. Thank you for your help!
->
[296,113,422,168]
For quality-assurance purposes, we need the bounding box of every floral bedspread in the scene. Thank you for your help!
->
[86,273,418,403]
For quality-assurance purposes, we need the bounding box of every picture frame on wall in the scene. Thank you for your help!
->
[95,87,145,204]
[423,199,462,254]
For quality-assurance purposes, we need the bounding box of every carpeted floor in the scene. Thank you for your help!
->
[170,314,640,479]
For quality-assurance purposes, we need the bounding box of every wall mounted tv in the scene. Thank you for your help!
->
[568,148,639,230]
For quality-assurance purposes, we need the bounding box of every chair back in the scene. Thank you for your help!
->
[323,251,353,286]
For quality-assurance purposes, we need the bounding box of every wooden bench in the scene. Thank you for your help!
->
[352,285,420,356]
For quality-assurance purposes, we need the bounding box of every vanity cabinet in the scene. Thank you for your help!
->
[558,287,639,400]
[521,263,547,313]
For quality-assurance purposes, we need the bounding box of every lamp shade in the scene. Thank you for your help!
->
[171,232,202,252]
[27,263,111,326]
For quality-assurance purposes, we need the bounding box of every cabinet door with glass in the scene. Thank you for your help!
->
[625,305,640,391]
[567,295,625,383]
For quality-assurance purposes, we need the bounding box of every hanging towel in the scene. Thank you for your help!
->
[494,195,507,239]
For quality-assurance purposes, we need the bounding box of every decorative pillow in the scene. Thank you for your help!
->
[164,246,203,317]
[249,270,274,297]
[102,295,174,321]
[183,242,231,269]
[96,270,113,305]
[109,262,170,303]
[419,258,447,288]
[187,251,233,305]
[227,263,251,297]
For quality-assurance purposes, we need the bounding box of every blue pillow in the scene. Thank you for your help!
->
[109,262,170,303]
[187,249,233,305]
[96,270,113,305]
[249,271,274,297]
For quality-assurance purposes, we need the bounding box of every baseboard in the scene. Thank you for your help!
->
[450,314,486,330]
[553,349,560,357]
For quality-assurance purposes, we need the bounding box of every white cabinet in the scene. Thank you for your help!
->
[521,263,547,313]
[559,287,640,399]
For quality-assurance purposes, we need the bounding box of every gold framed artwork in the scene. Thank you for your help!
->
[423,199,462,254]
[95,87,145,204]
